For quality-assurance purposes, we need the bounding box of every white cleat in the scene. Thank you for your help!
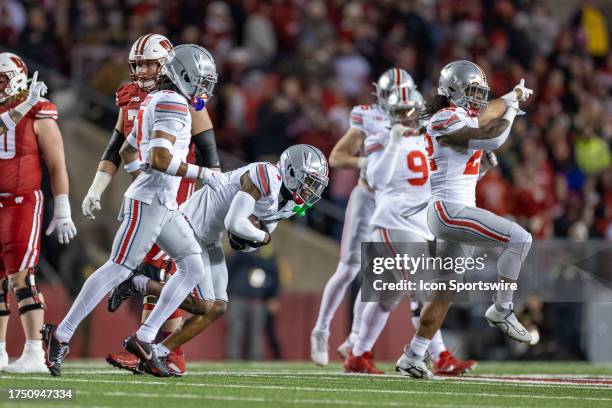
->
[485,304,532,343]
[395,353,436,380]
[0,350,8,371]
[3,349,48,373]
[337,337,353,359]
[310,329,329,366]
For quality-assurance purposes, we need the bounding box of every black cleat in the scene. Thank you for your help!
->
[41,324,70,377]
[108,275,138,312]
[123,334,172,377]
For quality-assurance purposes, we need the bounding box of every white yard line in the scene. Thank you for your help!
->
[59,370,612,390]
[1,376,611,403]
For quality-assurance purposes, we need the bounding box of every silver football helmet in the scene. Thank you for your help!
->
[374,68,415,112]
[386,83,424,128]
[438,60,489,112]
[163,44,218,102]
[279,144,329,206]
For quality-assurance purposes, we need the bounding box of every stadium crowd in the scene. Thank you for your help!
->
[1,0,610,241]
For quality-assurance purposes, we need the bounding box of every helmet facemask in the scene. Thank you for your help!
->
[462,82,490,113]
[292,171,328,206]
[129,59,164,91]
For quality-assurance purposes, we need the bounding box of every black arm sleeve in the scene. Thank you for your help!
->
[101,128,125,168]
[192,128,220,168]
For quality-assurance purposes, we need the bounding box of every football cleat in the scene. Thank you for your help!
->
[40,324,69,377]
[108,275,137,312]
[485,304,532,343]
[337,337,353,359]
[344,351,384,374]
[3,349,47,373]
[106,350,141,374]
[0,350,8,371]
[310,329,329,366]
[165,350,186,376]
[123,334,171,377]
[396,352,436,380]
[432,351,477,376]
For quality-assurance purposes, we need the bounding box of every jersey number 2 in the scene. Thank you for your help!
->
[0,129,16,159]
[463,150,482,175]
[406,151,429,185]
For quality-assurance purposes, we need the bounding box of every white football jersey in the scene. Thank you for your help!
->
[364,131,434,241]
[124,90,192,209]
[427,107,483,207]
[181,162,298,244]
[349,104,390,179]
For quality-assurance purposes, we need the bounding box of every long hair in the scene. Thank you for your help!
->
[156,75,179,93]
[422,94,451,120]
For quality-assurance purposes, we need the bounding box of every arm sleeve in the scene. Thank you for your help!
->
[365,134,397,190]
[224,191,267,242]
[100,128,125,167]
[468,108,516,150]
[192,128,220,167]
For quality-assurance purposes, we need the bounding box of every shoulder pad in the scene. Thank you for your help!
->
[27,99,58,120]
[428,107,469,135]
[249,162,281,197]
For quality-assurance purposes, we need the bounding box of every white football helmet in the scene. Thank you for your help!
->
[163,44,218,102]
[374,68,415,112]
[128,33,173,90]
[279,144,329,206]
[0,52,28,102]
[386,84,424,128]
[438,60,489,112]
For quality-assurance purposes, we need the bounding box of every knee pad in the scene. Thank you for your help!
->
[0,280,9,316]
[508,223,533,263]
[14,268,45,315]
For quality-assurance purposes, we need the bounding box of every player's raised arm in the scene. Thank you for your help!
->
[329,127,366,169]
[35,116,77,244]
[190,107,220,171]
[0,69,47,133]
[224,173,270,244]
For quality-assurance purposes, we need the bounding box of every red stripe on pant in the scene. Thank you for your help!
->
[115,200,140,264]
[434,201,509,243]
[381,228,408,281]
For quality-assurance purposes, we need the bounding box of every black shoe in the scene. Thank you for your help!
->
[123,334,172,377]
[41,324,69,377]
[108,275,138,312]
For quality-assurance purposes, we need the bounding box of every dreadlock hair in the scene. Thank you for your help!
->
[156,75,179,93]
[422,94,451,120]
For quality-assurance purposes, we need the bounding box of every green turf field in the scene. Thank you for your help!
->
[1,361,611,408]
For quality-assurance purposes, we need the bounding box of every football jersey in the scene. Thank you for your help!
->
[427,107,483,207]
[349,104,390,179]
[0,99,58,194]
[365,131,433,240]
[124,90,191,209]
[115,83,148,136]
[182,162,297,244]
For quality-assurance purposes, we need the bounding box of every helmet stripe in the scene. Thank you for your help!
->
[401,85,407,103]
[139,33,154,56]
[395,67,400,86]
[134,35,146,57]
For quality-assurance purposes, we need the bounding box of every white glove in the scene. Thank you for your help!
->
[484,151,498,168]
[198,167,223,191]
[14,71,48,116]
[46,194,77,244]
[82,192,101,220]
[390,123,409,145]
[513,78,533,102]
[82,171,112,219]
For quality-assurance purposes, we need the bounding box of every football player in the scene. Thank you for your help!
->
[108,144,329,376]
[81,34,220,376]
[344,85,476,375]
[0,53,76,373]
[396,60,533,379]
[311,68,414,366]
[42,44,220,377]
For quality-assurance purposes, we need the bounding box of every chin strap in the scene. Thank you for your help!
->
[190,96,206,111]
[292,202,312,217]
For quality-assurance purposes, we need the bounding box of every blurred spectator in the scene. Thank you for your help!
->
[226,247,281,361]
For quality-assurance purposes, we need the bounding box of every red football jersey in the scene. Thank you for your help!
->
[0,99,58,194]
[115,83,199,265]
[115,83,148,136]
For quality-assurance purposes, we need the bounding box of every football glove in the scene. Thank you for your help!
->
[46,194,77,244]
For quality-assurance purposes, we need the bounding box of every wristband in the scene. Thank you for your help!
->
[502,106,517,123]
[124,160,142,173]
[0,111,15,131]
[165,156,181,176]
[54,194,71,218]
[88,171,112,197]
[149,138,174,152]
[186,164,200,179]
